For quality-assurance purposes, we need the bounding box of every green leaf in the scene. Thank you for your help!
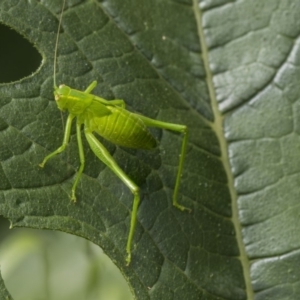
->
[1,0,298,299]
[0,268,12,300]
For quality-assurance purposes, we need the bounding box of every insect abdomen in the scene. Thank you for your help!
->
[90,107,157,149]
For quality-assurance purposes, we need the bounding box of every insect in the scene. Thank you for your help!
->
[39,0,190,265]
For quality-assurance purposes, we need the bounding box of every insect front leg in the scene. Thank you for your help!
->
[84,129,139,265]
[39,114,74,168]
[137,115,191,212]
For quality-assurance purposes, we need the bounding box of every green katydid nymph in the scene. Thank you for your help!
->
[39,0,190,265]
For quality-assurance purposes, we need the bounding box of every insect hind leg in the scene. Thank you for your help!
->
[137,115,191,212]
[84,129,139,265]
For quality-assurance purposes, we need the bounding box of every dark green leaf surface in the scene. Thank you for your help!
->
[1,0,298,299]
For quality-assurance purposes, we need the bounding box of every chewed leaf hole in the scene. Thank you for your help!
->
[0,23,42,83]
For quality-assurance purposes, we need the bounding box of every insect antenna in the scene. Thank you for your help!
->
[53,0,66,89]
[54,0,67,137]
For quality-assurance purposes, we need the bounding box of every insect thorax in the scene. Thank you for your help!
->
[54,85,94,114]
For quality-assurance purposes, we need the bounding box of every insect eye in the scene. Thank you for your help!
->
[55,95,60,101]
[59,84,65,88]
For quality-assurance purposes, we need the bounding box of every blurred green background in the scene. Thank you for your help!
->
[0,22,133,300]
[0,216,133,300]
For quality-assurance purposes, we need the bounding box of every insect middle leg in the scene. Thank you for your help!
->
[70,121,85,201]
[84,81,125,108]
[84,129,139,265]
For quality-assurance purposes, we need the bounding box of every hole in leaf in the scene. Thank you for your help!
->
[0,23,42,83]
